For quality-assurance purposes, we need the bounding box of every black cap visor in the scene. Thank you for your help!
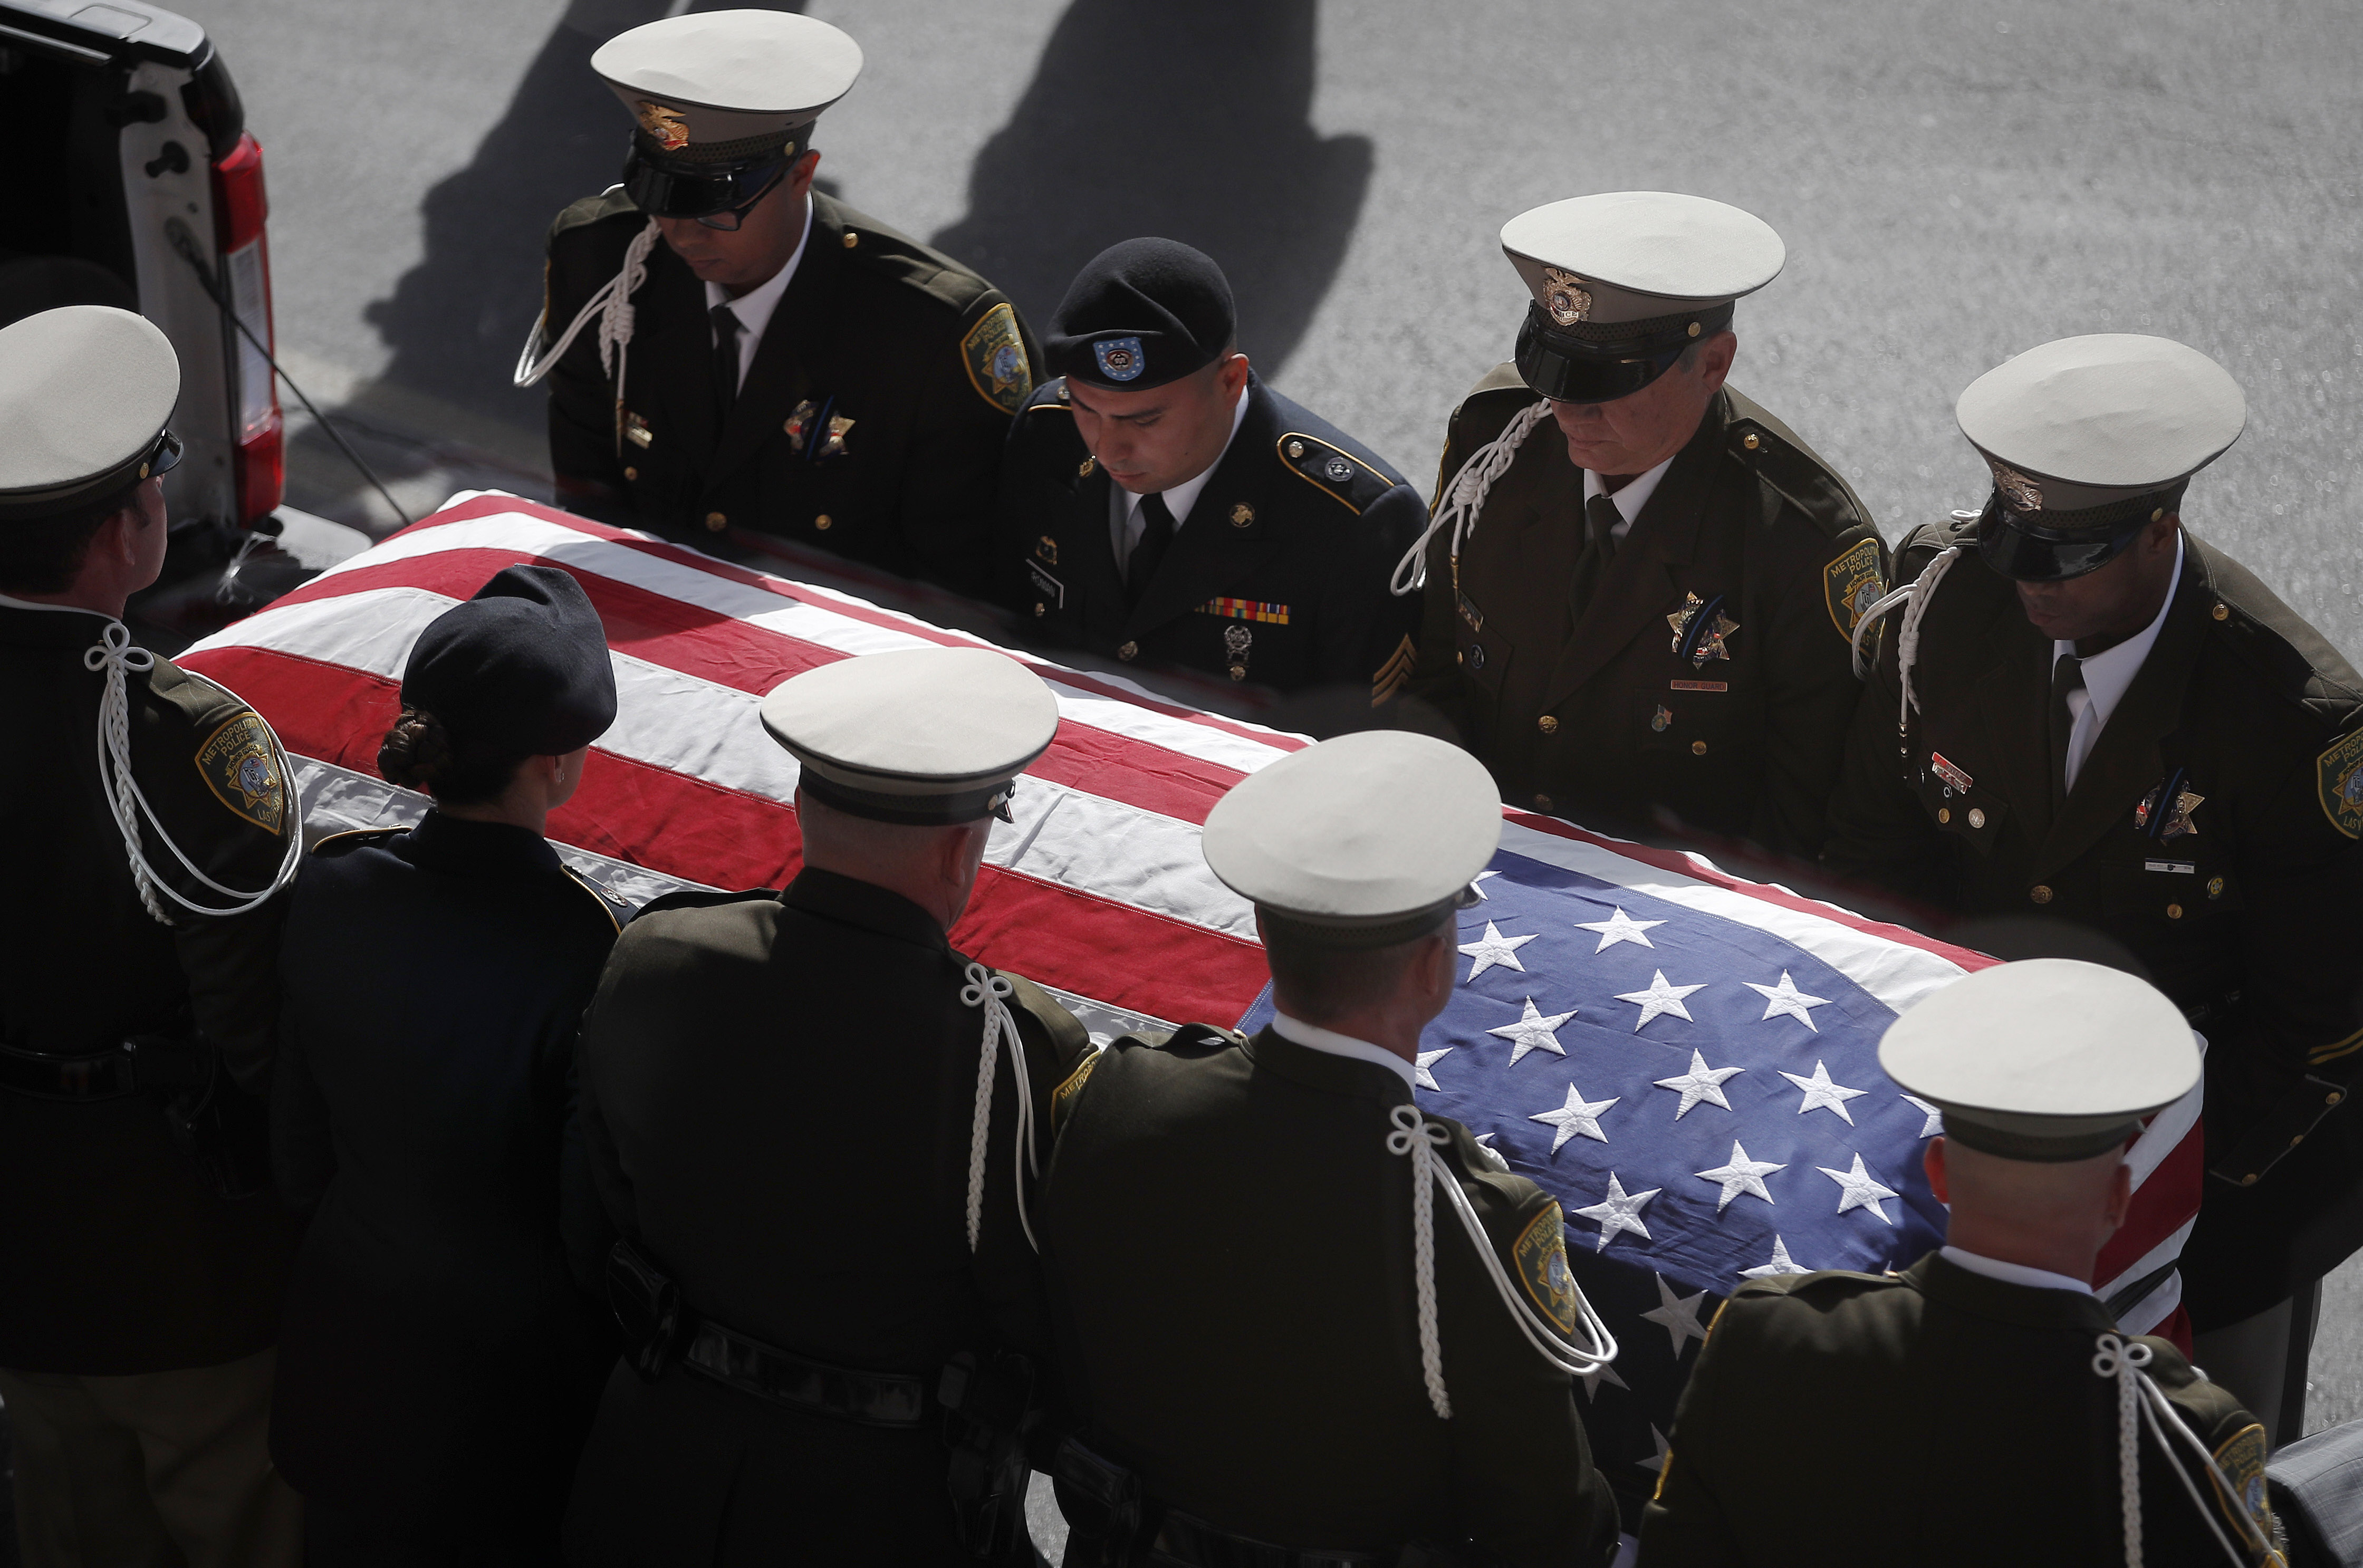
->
[622,151,790,222]
[1513,303,1731,405]
[1975,492,2154,582]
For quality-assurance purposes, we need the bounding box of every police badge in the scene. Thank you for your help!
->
[634,101,691,151]
[1666,592,1738,667]
[2134,778,2204,840]
[1990,463,2044,512]
[1540,267,1592,328]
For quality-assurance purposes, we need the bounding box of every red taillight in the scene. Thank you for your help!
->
[209,133,281,523]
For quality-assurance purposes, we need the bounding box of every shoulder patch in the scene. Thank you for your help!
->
[309,825,407,858]
[2204,1421,2275,1551]
[1051,1046,1101,1132]
[1823,537,1888,643]
[960,302,1034,416]
[1513,1203,1580,1336]
[1725,391,1875,540]
[1277,432,1392,514]
[194,711,289,836]
[2317,728,2363,839]
[562,862,635,932]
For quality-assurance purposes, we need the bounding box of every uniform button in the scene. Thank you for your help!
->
[1033,602,1046,618]
[1286,439,1305,459]
[1533,794,1553,812]
[1937,807,1951,824]
[1118,641,1139,661]
[2329,1091,2345,1107]
[2292,1133,2306,1148]
[1228,667,1247,682]
[814,514,833,531]
[1537,715,1559,734]
[704,511,727,532]
[2240,1172,2260,1186]
[2212,602,2230,621]
[1967,808,1986,829]
[1742,433,1761,450]
[841,231,859,249]
[1456,649,1465,666]
[622,465,638,481]
[2166,903,2183,920]
[1691,740,1708,756]
[2207,876,2225,899]
[2029,884,2053,905]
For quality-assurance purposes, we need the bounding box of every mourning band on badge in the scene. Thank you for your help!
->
[1513,302,1733,405]
[1256,884,1480,951]
[1974,483,2185,583]
[1937,1112,2144,1164]
[0,427,179,522]
[796,767,1016,826]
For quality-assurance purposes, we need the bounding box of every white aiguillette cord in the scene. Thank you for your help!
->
[0,595,302,925]
[2092,1331,2275,1567]
[960,962,1039,1255]
[513,215,663,458]
[1388,398,1553,598]
[1385,1102,1621,1421]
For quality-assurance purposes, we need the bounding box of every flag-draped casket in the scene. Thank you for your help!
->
[179,493,2202,1508]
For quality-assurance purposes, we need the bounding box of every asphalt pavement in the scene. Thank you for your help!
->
[192,0,2363,1442]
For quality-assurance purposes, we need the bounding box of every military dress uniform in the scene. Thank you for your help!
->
[1406,195,1885,854]
[0,307,303,1566]
[1820,338,2363,1375]
[1041,731,1620,1566]
[998,238,1425,703]
[530,13,1038,598]
[563,647,1092,1566]
[1641,959,2282,1567]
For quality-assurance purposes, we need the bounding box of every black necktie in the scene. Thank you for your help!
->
[1128,492,1176,602]
[710,303,743,418]
[2049,653,2086,807]
[1571,493,1623,617]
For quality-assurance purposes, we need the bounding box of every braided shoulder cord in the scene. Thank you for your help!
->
[512,216,664,461]
[1388,398,1553,598]
[1385,1104,1453,1418]
[960,963,1040,1254]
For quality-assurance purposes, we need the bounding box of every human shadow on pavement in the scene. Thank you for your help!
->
[931,0,1371,378]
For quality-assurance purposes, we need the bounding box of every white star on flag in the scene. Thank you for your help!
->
[1486,998,1577,1064]
[1640,1272,1713,1358]
[1574,1173,1661,1252]
[1738,1235,1811,1278]
[1780,1059,1869,1124]
[1639,1425,1673,1475]
[1579,1358,1630,1402]
[1578,906,1665,953]
[1616,970,1706,1031]
[1458,921,1537,980]
[1819,1153,1899,1225]
[1469,870,1501,901]
[1695,1141,1785,1211]
[1529,1083,1619,1152]
[1414,1048,1454,1091]
[1653,1050,1745,1119]
[1743,970,1831,1031]
[1902,1094,1944,1138]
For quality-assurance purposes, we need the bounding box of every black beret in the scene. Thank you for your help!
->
[400,565,618,757]
[1044,237,1235,392]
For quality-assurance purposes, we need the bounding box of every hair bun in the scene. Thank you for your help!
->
[378,707,453,790]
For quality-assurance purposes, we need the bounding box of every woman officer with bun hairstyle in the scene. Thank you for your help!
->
[268,565,631,1566]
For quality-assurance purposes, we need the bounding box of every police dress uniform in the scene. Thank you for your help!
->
[562,647,1091,1566]
[268,567,629,1563]
[1820,337,2363,1345]
[529,12,1039,598]
[1640,960,2283,1567]
[1041,732,1621,1567]
[0,307,303,1565]
[1403,195,1885,854]
[997,238,1425,703]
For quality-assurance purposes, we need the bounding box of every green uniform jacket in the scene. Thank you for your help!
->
[542,189,1041,598]
[996,373,1427,703]
[1408,369,1886,856]
[563,868,1090,1566]
[1639,1254,2282,1567]
[1039,1024,1619,1566]
[0,600,302,1373]
[1822,523,2363,1326]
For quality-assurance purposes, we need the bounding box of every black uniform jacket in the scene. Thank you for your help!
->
[268,814,628,1539]
[997,374,1427,705]
[0,599,301,1374]
[543,188,1040,598]
[1039,1025,1618,1567]
[1408,369,1886,856]
[1823,524,2363,1325]
[1640,1254,2282,1566]
[563,868,1090,1566]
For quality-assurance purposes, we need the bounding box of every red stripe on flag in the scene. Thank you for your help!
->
[2097,1127,2205,1287]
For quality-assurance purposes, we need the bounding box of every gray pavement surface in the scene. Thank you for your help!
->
[169,0,2363,1461]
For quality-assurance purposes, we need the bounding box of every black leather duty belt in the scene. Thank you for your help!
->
[682,1320,928,1429]
[0,1043,143,1100]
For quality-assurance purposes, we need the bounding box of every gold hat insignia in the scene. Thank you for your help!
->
[1990,463,2044,512]
[1541,267,1593,327]
[635,100,691,151]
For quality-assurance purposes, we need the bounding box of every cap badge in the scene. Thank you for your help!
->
[1541,267,1593,327]
[1093,336,1146,383]
[1990,463,2044,512]
[634,100,691,152]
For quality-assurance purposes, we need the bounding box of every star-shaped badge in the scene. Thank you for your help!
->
[1529,1083,1620,1152]
[1696,1140,1785,1211]
[1414,1047,1454,1091]
[1574,1172,1661,1252]
[1577,906,1664,953]
[1818,1153,1899,1226]
[1458,921,1537,980]
[1780,1060,1868,1124]
[1616,970,1707,1031]
[1654,1050,1746,1119]
[1487,997,1578,1064]
[1744,971,1831,1031]
[1738,1235,1811,1278]
[1641,1273,1713,1358]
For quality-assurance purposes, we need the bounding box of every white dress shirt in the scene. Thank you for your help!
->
[703,197,814,393]
[1939,1245,2096,1297]
[1108,387,1253,569]
[1270,1011,1416,1091]
[1581,453,1677,545]
[2052,531,2185,792]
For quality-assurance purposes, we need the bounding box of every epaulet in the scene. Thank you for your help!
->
[1001,972,1092,1061]
[824,198,991,313]
[1142,1022,1245,1053]
[633,886,776,920]
[1724,387,1876,541]
[1277,430,1398,516]
[561,861,637,934]
[1017,377,1072,417]
[2192,538,2363,722]
[547,185,640,247]
[309,825,407,858]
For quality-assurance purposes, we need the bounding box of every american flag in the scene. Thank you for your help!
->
[179,493,2201,1508]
